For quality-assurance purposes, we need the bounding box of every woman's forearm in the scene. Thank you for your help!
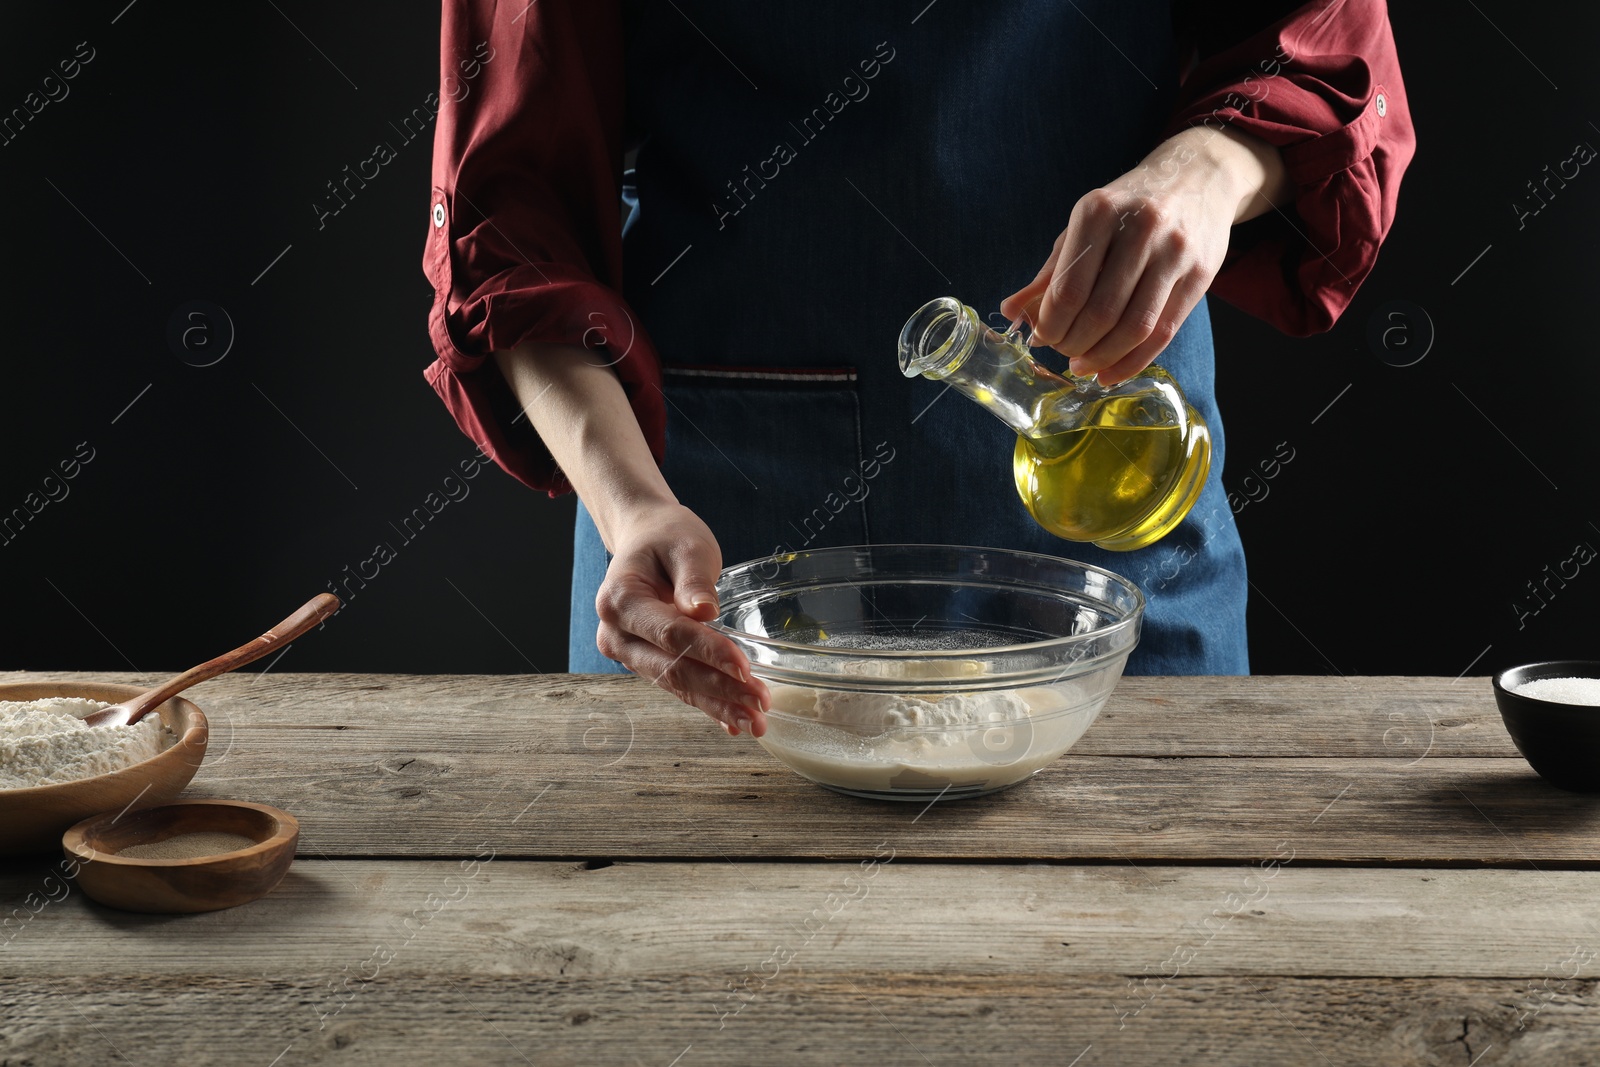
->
[495,340,769,732]
[1186,124,1290,224]
[493,341,675,552]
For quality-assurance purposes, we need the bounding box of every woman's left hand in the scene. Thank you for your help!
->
[1000,125,1289,385]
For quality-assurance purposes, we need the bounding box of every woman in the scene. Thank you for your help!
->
[422,1,1413,736]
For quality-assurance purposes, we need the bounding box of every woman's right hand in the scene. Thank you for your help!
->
[594,502,771,736]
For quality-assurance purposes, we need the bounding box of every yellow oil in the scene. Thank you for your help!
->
[1012,395,1211,552]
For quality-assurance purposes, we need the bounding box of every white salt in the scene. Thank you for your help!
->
[0,698,170,789]
[1512,676,1600,706]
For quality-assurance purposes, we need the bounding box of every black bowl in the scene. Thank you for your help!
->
[1493,661,1600,792]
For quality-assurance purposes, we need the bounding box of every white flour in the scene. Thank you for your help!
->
[757,632,1110,793]
[0,698,170,790]
[782,686,1031,738]
[759,682,1095,794]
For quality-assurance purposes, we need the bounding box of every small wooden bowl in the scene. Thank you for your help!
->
[0,682,208,855]
[62,799,298,913]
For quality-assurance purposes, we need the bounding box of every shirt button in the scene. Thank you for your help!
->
[432,203,446,228]
[1376,93,1387,118]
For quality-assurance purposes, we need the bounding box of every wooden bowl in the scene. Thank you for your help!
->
[62,799,298,913]
[0,682,208,856]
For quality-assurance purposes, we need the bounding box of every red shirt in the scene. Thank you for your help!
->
[423,2,1414,496]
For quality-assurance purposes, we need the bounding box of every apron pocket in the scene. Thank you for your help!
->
[659,364,878,570]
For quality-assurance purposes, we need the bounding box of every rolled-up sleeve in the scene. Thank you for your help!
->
[422,0,665,496]
[1165,0,1416,335]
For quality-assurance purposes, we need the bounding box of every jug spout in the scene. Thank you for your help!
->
[897,297,1076,440]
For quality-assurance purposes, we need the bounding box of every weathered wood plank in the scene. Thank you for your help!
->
[1,671,1516,758]
[2,974,1595,1066]
[181,754,1600,865]
[5,673,1570,864]
[5,863,1597,981]
[5,863,1597,1060]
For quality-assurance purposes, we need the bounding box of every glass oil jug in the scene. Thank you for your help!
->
[898,296,1210,552]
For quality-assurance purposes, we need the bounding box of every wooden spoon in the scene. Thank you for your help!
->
[83,594,341,728]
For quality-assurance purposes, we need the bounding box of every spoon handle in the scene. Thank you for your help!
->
[123,594,341,723]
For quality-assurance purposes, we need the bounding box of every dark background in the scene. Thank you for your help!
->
[3,2,1596,678]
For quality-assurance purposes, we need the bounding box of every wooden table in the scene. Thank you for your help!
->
[4,671,1599,1065]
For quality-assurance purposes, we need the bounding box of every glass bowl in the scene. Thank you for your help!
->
[712,544,1143,800]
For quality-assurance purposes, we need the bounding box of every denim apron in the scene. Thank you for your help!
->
[569,1,1250,675]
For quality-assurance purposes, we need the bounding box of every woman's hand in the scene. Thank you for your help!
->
[1001,125,1289,385]
[594,502,770,737]
[493,341,770,736]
